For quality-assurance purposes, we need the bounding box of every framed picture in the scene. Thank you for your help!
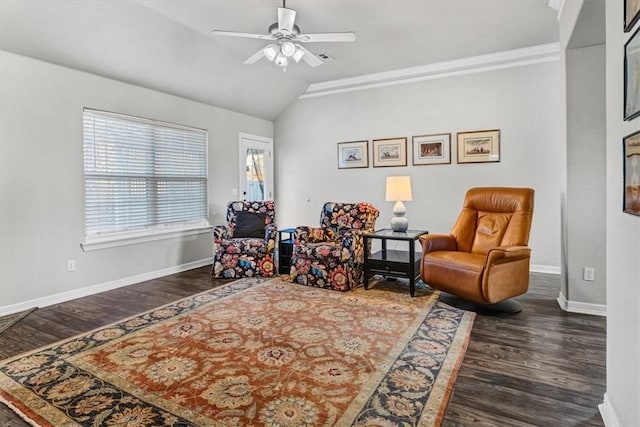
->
[373,137,407,167]
[625,0,640,32]
[625,27,640,121]
[412,133,451,166]
[456,129,500,164]
[624,130,640,216]
[337,140,368,169]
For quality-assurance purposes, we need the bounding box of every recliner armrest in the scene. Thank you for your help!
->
[419,234,457,254]
[485,246,531,265]
[481,245,532,303]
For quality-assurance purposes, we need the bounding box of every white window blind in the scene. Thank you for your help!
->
[83,109,208,240]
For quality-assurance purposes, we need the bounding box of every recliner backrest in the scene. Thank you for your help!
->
[319,202,379,236]
[450,187,534,254]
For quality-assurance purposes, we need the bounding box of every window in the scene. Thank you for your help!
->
[82,109,209,250]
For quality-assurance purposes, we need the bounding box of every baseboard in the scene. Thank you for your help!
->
[557,292,607,317]
[599,393,621,427]
[530,264,561,275]
[0,258,214,317]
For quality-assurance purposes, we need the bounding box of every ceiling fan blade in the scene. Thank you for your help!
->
[296,44,323,67]
[277,7,296,34]
[243,48,265,65]
[211,30,275,40]
[296,32,356,43]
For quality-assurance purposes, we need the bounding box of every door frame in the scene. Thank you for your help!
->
[238,132,274,201]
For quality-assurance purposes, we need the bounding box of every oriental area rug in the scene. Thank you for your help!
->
[0,277,474,426]
[0,308,37,334]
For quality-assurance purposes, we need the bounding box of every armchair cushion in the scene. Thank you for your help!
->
[217,238,270,256]
[234,211,266,238]
[294,242,343,263]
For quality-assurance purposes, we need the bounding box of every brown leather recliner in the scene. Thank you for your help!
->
[419,187,534,312]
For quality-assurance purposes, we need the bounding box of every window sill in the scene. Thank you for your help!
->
[81,224,212,252]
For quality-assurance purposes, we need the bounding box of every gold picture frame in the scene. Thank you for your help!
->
[625,0,640,32]
[373,137,407,167]
[412,133,451,166]
[625,27,640,120]
[624,130,640,216]
[456,129,500,164]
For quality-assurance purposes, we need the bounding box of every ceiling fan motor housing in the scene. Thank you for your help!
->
[268,22,300,37]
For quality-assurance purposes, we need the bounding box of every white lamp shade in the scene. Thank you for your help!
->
[385,176,413,202]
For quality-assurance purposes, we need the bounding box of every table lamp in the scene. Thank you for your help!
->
[385,176,412,232]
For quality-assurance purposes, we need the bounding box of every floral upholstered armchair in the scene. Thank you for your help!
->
[291,202,379,291]
[212,201,276,278]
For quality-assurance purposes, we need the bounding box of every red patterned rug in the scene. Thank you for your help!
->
[0,277,474,426]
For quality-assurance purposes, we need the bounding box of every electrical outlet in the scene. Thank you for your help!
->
[67,259,76,272]
[583,267,595,281]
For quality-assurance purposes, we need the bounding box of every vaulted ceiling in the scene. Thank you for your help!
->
[0,1,559,120]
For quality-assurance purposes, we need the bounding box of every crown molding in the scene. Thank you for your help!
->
[300,42,560,99]
[548,0,566,20]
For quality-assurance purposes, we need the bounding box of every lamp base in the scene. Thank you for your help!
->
[390,201,408,232]
[390,217,408,232]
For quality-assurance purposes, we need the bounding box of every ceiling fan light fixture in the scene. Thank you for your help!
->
[292,45,305,63]
[263,44,277,62]
[274,52,288,67]
[212,1,355,70]
[280,40,296,57]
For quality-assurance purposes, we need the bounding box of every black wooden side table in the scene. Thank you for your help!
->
[363,229,429,297]
[278,228,296,275]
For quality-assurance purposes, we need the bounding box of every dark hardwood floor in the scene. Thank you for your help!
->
[442,273,605,427]
[0,268,605,426]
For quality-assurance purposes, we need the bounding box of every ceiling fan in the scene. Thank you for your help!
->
[211,0,356,71]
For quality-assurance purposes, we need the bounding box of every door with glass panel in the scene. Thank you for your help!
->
[239,133,273,201]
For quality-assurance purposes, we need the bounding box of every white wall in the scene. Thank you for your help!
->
[275,61,563,271]
[0,51,273,310]
[565,44,606,306]
[602,1,640,424]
